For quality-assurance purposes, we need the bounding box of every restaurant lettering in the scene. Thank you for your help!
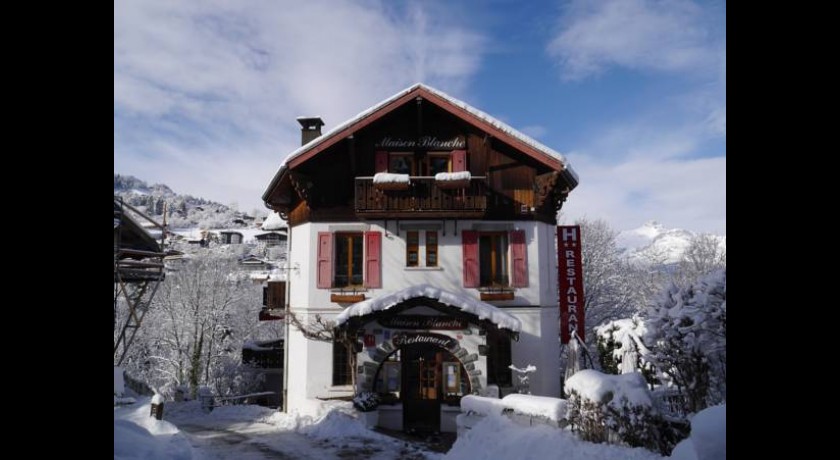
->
[377,136,465,149]
[379,316,468,330]
[558,225,586,344]
[391,332,458,351]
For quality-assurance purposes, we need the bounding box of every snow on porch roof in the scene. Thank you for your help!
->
[334,284,522,332]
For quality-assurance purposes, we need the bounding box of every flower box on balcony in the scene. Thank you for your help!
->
[331,293,366,303]
[434,171,471,189]
[373,173,411,191]
[479,290,514,301]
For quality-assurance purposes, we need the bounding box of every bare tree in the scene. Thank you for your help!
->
[683,233,726,274]
[576,218,641,343]
[120,251,265,397]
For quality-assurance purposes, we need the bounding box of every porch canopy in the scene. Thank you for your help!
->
[334,284,521,339]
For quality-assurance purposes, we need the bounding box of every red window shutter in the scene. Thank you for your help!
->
[317,232,333,289]
[375,150,389,173]
[510,230,528,287]
[451,149,467,172]
[462,230,479,288]
[364,231,382,288]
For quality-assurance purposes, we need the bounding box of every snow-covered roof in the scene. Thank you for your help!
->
[334,284,521,332]
[264,83,577,201]
[261,211,286,230]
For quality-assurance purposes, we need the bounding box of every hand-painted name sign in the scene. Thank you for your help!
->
[379,316,468,330]
[558,225,585,344]
[391,332,458,351]
[377,136,465,149]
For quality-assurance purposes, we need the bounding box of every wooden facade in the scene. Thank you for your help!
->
[263,85,577,227]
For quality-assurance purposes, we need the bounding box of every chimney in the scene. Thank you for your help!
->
[297,117,325,146]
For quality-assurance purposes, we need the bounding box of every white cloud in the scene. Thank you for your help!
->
[114,0,486,211]
[561,150,725,234]
[547,0,722,80]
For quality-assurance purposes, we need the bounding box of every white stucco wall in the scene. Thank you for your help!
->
[285,220,563,412]
[292,220,558,308]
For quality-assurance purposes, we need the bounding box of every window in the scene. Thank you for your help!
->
[479,232,509,287]
[407,231,419,267]
[389,153,415,175]
[486,330,512,386]
[374,351,402,403]
[462,230,527,288]
[332,341,353,386]
[425,152,451,175]
[426,231,438,267]
[317,232,381,289]
[405,230,438,267]
[334,233,363,287]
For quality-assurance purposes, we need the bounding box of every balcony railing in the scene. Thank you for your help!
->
[355,176,487,218]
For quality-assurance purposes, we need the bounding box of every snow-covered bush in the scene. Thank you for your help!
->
[594,269,726,416]
[565,370,682,455]
[352,391,380,412]
[642,269,726,414]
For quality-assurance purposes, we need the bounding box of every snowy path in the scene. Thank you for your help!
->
[160,401,440,460]
[178,422,323,460]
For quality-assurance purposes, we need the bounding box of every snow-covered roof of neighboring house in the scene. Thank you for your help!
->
[334,284,521,332]
[261,211,286,230]
[263,83,578,202]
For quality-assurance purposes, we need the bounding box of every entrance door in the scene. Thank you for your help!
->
[402,345,441,433]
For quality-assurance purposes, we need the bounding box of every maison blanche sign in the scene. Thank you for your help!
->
[377,136,465,149]
[379,316,468,330]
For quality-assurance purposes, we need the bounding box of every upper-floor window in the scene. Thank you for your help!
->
[317,231,382,289]
[426,152,451,175]
[406,230,438,267]
[426,231,438,267]
[407,231,420,267]
[389,153,415,175]
[375,150,466,176]
[479,232,508,287]
[462,229,528,288]
[334,233,363,287]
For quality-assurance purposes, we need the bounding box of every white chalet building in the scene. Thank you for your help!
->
[262,83,579,433]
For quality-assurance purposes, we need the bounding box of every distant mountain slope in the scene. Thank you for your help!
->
[114,174,266,229]
[616,221,726,265]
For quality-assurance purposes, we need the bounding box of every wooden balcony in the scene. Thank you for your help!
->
[355,176,487,219]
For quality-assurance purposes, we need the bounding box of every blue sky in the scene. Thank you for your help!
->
[114,0,725,234]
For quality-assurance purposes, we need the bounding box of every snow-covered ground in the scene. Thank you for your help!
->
[115,396,724,459]
[115,397,443,460]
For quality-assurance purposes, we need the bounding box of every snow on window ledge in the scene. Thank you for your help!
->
[434,171,471,182]
[373,173,410,184]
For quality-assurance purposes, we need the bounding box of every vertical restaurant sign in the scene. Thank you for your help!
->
[558,225,585,344]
